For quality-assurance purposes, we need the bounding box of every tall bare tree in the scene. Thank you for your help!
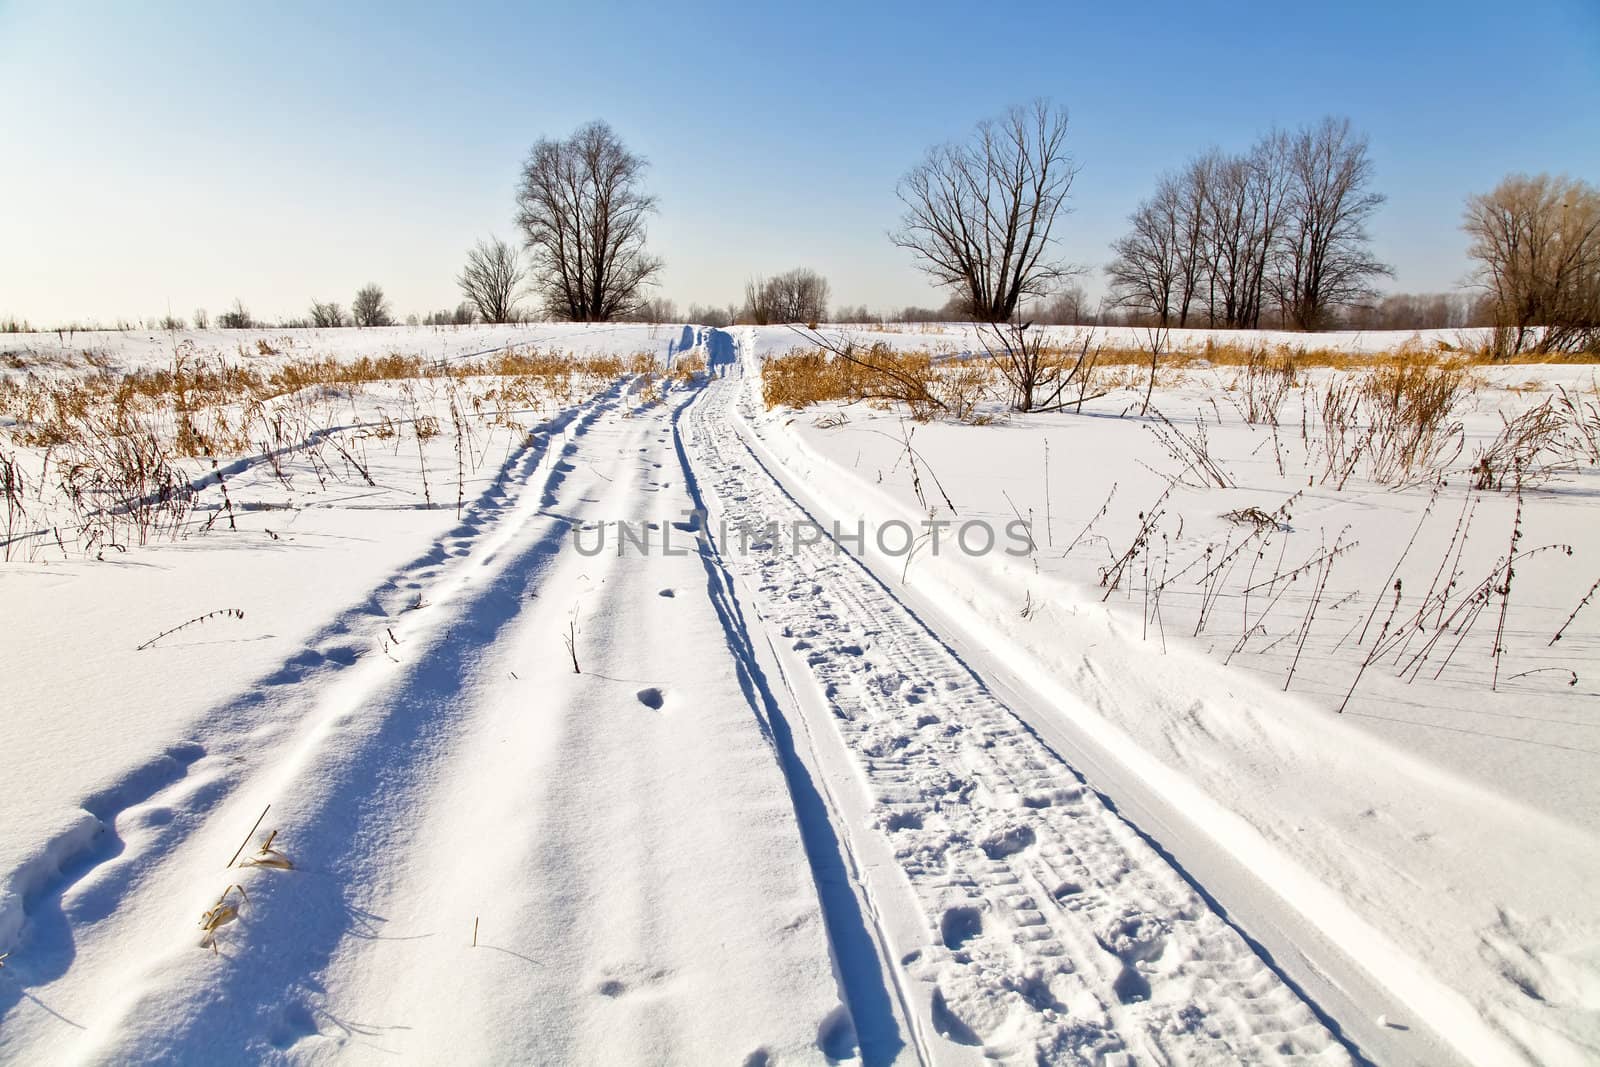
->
[1242,133,1293,328]
[1106,174,1184,325]
[457,238,526,323]
[351,284,392,327]
[687,304,727,327]
[516,121,663,321]
[1273,118,1391,330]
[1173,154,1214,327]
[742,275,769,324]
[1464,173,1600,355]
[1202,134,1292,328]
[892,100,1079,321]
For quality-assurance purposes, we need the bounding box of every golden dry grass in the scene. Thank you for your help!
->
[0,344,648,454]
[668,352,706,384]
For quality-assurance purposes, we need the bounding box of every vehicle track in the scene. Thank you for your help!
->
[2,376,847,1065]
[679,336,1353,1065]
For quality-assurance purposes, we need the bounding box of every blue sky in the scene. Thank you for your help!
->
[2,0,1596,324]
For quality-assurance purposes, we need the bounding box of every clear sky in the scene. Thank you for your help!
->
[2,0,1597,325]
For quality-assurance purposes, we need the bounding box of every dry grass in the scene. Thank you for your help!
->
[1229,346,1298,425]
[668,352,706,384]
[0,343,643,559]
[762,350,867,409]
[199,884,248,953]
[1083,335,1494,372]
[1472,400,1568,490]
[1304,358,1472,489]
[763,344,997,422]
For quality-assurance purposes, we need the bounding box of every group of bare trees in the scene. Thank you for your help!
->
[1106,118,1390,331]
[289,117,672,328]
[309,300,346,328]
[1342,291,1487,331]
[1464,173,1599,355]
[303,285,392,328]
[741,268,831,324]
[885,102,1387,333]
[183,112,1597,348]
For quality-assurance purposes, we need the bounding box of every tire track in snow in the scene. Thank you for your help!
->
[679,336,1353,1065]
[252,383,846,1064]
[4,374,848,1065]
[672,379,927,1067]
[0,381,630,1056]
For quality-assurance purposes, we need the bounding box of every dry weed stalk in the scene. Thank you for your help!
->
[563,610,580,673]
[1550,578,1600,646]
[1471,399,1572,490]
[199,884,249,953]
[242,828,293,870]
[975,321,1105,413]
[1100,484,1174,598]
[1,447,27,560]
[137,608,245,651]
[1554,384,1600,463]
[1234,346,1297,425]
[1147,408,1235,488]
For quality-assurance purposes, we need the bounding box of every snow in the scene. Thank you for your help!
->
[1,322,1596,1065]
[737,325,1600,1064]
[0,322,689,378]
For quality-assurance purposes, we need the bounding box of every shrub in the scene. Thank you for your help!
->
[217,300,254,330]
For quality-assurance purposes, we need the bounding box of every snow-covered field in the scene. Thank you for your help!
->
[1,323,1596,1065]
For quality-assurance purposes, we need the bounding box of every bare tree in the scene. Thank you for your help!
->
[1106,174,1185,325]
[457,237,525,323]
[741,275,770,324]
[770,268,830,323]
[1201,134,1292,328]
[1116,121,1380,331]
[1172,154,1213,327]
[1026,284,1090,325]
[1344,291,1476,330]
[309,300,347,328]
[351,284,393,327]
[193,308,209,330]
[516,121,663,321]
[892,100,1079,321]
[1464,173,1600,355]
[1242,133,1293,328]
[1273,118,1391,330]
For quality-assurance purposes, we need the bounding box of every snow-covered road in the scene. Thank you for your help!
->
[1,327,1505,1064]
[679,336,1352,1065]
[2,369,844,1063]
